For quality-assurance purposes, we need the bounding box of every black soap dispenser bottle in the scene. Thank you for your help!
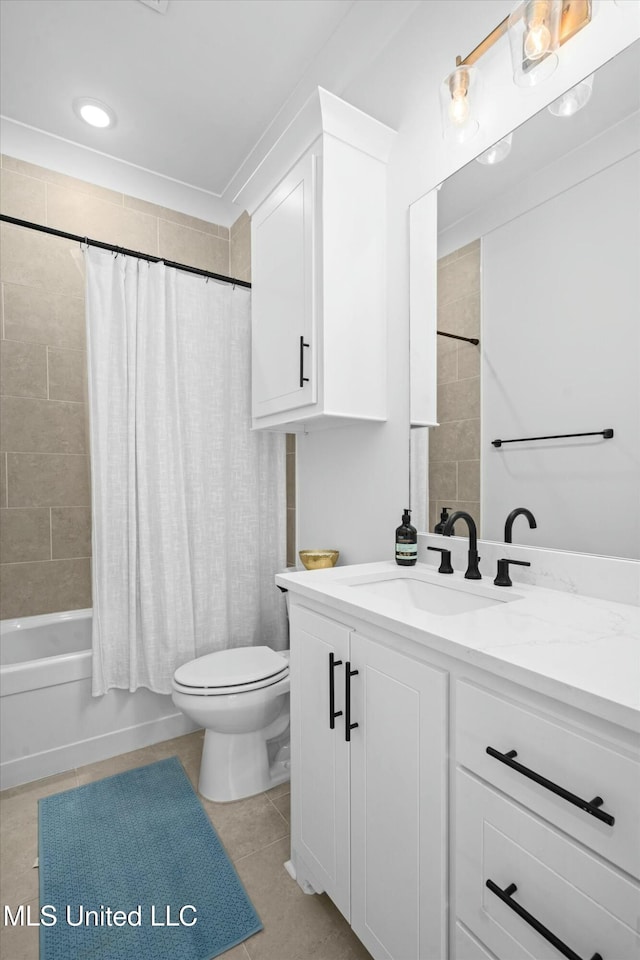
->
[434,507,450,535]
[395,509,417,566]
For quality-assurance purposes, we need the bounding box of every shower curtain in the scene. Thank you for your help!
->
[85,247,287,695]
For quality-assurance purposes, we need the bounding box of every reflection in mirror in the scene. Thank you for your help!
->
[413,41,640,559]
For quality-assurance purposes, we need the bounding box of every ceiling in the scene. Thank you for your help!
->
[0,0,360,196]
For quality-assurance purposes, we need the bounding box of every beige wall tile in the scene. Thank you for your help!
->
[456,239,481,260]
[230,220,251,282]
[51,506,91,559]
[123,194,221,236]
[286,452,296,507]
[217,225,230,241]
[437,252,480,309]
[158,220,229,274]
[3,283,85,350]
[230,210,250,237]
[285,434,296,455]
[47,347,86,402]
[0,508,50,563]
[0,340,47,398]
[6,453,90,507]
[457,459,480,501]
[437,336,457,384]
[1,397,87,454]
[438,292,480,339]
[0,557,91,618]
[46,183,158,257]
[428,500,437,534]
[0,169,46,222]
[0,453,6,507]
[429,419,480,462]
[428,460,457,501]
[437,377,480,422]
[457,341,480,379]
[287,508,296,568]
[1,224,84,298]
[2,155,123,205]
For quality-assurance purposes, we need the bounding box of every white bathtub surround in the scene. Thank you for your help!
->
[276,560,640,731]
[0,610,197,790]
[85,247,287,695]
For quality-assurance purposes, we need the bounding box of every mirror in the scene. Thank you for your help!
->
[411,41,640,560]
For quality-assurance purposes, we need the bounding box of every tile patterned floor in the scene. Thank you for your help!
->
[0,732,372,960]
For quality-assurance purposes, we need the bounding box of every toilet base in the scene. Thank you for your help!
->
[198,728,290,802]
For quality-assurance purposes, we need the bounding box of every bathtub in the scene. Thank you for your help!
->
[0,609,197,790]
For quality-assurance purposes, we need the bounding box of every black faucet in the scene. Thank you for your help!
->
[504,507,537,544]
[442,511,481,580]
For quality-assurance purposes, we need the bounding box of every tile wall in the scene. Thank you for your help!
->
[428,239,481,534]
[0,155,234,619]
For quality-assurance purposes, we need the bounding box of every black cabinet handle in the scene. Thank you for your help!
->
[329,652,343,730]
[486,879,602,960]
[299,336,310,388]
[486,746,615,826]
[345,661,359,742]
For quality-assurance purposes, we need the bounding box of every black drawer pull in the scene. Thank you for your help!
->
[486,746,615,826]
[328,652,343,730]
[345,661,359,742]
[486,879,603,960]
[299,336,310,388]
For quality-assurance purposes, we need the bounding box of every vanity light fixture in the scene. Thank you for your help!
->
[441,0,592,139]
[547,72,594,116]
[73,98,116,129]
[440,65,480,143]
[476,133,513,165]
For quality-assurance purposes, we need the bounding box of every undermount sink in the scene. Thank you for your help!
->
[348,574,515,616]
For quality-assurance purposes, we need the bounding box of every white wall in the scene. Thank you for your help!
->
[297,0,640,564]
[482,151,639,558]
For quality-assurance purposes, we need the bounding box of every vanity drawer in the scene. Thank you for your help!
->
[456,680,640,878]
[456,770,640,960]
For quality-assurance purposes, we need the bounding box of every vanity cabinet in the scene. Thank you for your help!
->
[289,602,448,960]
[454,680,640,960]
[282,572,640,960]
[235,87,395,432]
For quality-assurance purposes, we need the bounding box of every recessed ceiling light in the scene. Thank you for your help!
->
[73,98,116,129]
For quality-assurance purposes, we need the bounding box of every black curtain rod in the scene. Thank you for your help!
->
[437,330,479,346]
[0,214,252,289]
[492,429,614,448]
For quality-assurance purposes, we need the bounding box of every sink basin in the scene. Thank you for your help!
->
[348,576,511,616]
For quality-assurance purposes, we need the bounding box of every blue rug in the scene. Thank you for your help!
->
[39,756,262,960]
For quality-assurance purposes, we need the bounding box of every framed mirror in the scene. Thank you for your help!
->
[410,40,640,560]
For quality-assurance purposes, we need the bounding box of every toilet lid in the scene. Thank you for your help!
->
[174,645,288,690]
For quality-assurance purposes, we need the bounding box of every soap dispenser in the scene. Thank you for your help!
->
[395,509,417,566]
[434,507,450,535]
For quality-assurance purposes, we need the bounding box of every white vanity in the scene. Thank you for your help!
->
[275,561,640,960]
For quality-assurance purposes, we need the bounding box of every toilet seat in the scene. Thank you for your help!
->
[173,646,289,697]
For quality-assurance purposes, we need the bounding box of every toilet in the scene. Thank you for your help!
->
[171,645,290,803]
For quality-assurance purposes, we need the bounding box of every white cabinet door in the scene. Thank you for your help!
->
[251,150,317,420]
[349,633,448,960]
[289,604,350,920]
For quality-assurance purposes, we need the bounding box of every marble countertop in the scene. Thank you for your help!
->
[276,561,640,732]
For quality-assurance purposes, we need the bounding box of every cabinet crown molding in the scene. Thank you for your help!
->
[233,86,396,216]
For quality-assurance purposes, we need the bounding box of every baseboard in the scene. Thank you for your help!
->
[0,711,199,790]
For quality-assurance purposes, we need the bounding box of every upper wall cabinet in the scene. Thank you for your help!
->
[234,88,396,432]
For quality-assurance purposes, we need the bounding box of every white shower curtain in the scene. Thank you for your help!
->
[85,248,287,695]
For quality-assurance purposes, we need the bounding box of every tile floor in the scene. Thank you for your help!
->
[0,732,372,960]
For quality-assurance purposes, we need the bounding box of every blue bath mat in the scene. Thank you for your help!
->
[38,756,262,960]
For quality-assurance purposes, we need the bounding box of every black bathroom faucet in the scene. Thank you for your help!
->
[442,511,482,580]
[504,507,537,544]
